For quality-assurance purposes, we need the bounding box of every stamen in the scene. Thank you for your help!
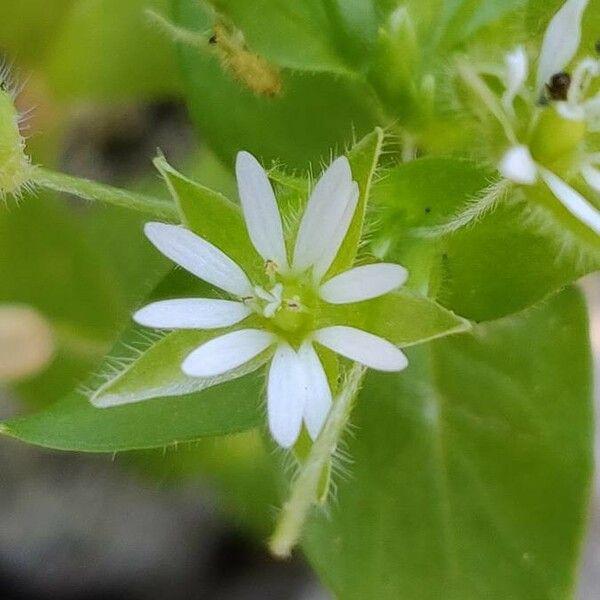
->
[284,296,303,312]
[265,259,279,277]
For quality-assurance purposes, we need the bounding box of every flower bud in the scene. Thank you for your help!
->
[369,7,418,108]
[0,78,32,198]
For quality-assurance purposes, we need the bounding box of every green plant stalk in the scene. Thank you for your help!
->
[31,167,179,220]
[270,363,366,558]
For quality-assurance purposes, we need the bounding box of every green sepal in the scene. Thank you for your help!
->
[328,127,384,277]
[154,155,263,278]
[320,289,471,347]
[90,325,271,408]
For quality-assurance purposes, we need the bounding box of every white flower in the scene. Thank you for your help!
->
[503,0,600,235]
[499,144,600,234]
[460,0,600,236]
[133,151,409,448]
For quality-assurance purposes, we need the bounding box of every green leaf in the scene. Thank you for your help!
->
[0,0,74,67]
[374,157,600,321]
[0,376,262,452]
[373,157,491,233]
[46,0,181,101]
[321,289,470,346]
[436,203,600,321]
[0,192,123,403]
[431,0,525,50]
[174,0,381,168]
[328,127,384,276]
[203,0,355,74]
[304,286,593,599]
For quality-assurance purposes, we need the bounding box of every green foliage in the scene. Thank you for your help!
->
[375,157,600,320]
[46,0,181,101]
[173,0,382,168]
[0,379,262,452]
[304,287,592,600]
[0,1,597,597]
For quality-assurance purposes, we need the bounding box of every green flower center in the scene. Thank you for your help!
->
[255,277,318,343]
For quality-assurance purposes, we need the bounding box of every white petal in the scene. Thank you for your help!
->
[133,299,251,329]
[312,182,360,282]
[267,343,306,448]
[314,326,408,372]
[502,46,529,110]
[236,151,288,270]
[536,0,589,92]
[319,263,408,304]
[539,167,600,234]
[556,101,585,121]
[584,95,600,130]
[568,57,598,105]
[182,329,276,377]
[299,342,332,441]
[144,222,253,297]
[292,156,355,273]
[581,163,600,192]
[498,145,538,185]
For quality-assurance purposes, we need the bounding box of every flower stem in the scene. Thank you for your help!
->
[269,363,366,558]
[31,167,179,220]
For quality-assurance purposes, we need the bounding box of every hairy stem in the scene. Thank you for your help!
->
[31,167,179,220]
[412,178,512,238]
[270,364,366,558]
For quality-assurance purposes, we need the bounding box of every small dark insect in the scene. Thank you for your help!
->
[0,80,6,92]
[209,33,218,45]
[424,207,431,214]
[546,72,572,101]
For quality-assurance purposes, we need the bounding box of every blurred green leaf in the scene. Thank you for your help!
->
[46,0,181,101]
[0,195,120,336]
[0,173,170,404]
[304,286,592,600]
[204,0,357,73]
[0,0,74,66]
[1,377,262,452]
[431,0,525,50]
[202,0,397,74]
[174,0,381,168]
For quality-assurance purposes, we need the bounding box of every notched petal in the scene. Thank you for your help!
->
[235,151,288,270]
